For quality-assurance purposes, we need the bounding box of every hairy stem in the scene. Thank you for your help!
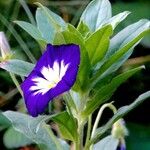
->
[85,115,92,148]
[84,102,117,150]
[91,102,117,138]
[76,119,84,150]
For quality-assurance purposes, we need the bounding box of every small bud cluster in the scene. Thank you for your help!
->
[0,32,12,61]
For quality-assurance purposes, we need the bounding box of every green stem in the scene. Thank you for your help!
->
[6,1,20,38]
[76,119,84,150]
[84,115,92,148]
[18,0,36,25]
[9,73,23,96]
[91,102,117,138]
[84,102,117,150]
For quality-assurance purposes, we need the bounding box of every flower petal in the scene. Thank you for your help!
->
[21,44,80,117]
[119,145,126,150]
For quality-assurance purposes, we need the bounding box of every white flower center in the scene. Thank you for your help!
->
[30,60,69,95]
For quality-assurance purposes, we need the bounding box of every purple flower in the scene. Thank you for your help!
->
[21,44,80,117]
[120,145,126,150]
[118,143,126,150]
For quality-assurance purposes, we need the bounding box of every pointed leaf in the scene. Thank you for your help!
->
[85,25,113,65]
[35,3,66,43]
[3,111,64,150]
[92,91,150,143]
[82,66,144,117]
[93,135,119,150]
[108,19,150,57]
[67,24,83,38]
[104,11,130,29]
[93,23,150,83]
[3,127,33,148]
[94,20,150,78]
[36,3,66,29]
[77,21,90,38]
[14,21,43,41]
[0,59,34,77]
[36,8,56,43]
[51,111,77,141]
[80,0,112,31]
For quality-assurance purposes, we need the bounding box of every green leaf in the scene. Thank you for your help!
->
[93,20,150,83]
[58,139,70,150]
[67,24,83,39]
[54,31,91,91]
[104,11,130,29]
[0,59,34,77]
[69,90,82,110]
[92,91,150,143]
[36,8,56,43]
[3,111,64,150]
[112,2,150,47]
[93,135,119,150]
[77,21,90,38]
[35,3,66,43]
[38,139,69,150]
[63,92,78,115]
[0,112,11,131]
[80,0,112,31]
[3,127,33,148]
[85,25,113,65]
[51,111,77,141]
[108,19,150,57]
[36,3,66,29]
[14,21,43,41]
[82,66,144,117]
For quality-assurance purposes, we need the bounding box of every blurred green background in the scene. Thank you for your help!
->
[0,0,150,150]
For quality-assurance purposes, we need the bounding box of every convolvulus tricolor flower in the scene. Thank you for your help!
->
[21,44,80,117]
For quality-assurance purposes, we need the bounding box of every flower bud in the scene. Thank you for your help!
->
[111,119,128,139]
[112,119,128,150]
[118,138,126,150]
[0,31,12,60]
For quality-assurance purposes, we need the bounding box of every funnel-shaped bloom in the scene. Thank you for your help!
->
[21,44,80,117]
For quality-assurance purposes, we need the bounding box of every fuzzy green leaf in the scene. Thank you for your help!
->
[14,21,43,40]
[108,19,150,57]
[2,111,65,150]
[36,3,66,29]
[36,8,56,43]
[80,0,112,31]
[92,91,150,143]
[82,66,144,117]
[93,135,119,150]
[3,127,33,148]
[104,11,130,29]
[35,3,66,43]
[0,59,34,77]
[0,112,11,131]
[93,20,150,84]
